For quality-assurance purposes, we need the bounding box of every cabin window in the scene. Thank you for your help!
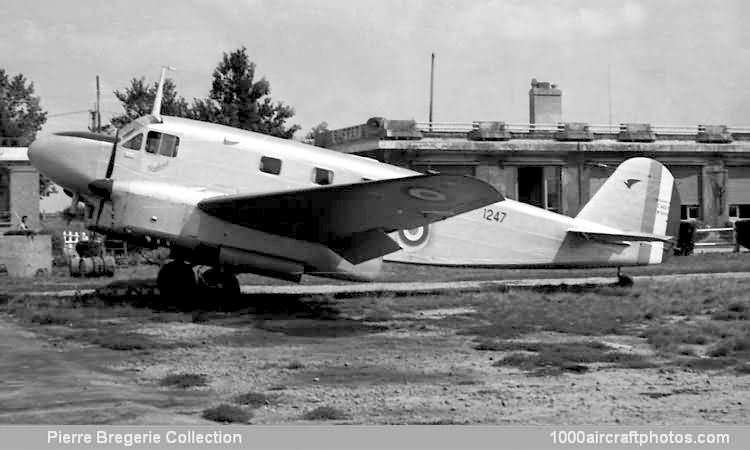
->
[122,133,143,150]
[313,167,334,185]
[260,156,282,175]
[145,131,180,157]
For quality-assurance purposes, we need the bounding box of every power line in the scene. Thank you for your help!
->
[47,109,121,118]
[47,110,90,118]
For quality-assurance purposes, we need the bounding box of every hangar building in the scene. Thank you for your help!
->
[318,79,750,228]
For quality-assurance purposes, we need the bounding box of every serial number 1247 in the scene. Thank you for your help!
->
[482,208,507,222]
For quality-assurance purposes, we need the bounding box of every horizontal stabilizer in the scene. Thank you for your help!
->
[567,229,674,246]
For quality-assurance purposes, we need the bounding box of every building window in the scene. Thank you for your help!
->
[681,205,700,220]
[0,168,9,226]
[729,204,750,221]
[260,156,282,175]
[122,133,143,150]
[145,131,180,157]
[313,167,334,185]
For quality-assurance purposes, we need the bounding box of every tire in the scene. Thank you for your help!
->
[80,257,94,277]
[198,268,241,307]
[103,256,116,277]
[157,261,196,305]
[69,256,81,277]
[92,256,104,276]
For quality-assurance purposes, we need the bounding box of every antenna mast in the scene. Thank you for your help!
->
[607,63,612,129]
[95,75,101,133]
[428,53,435,130]
[151,66,175,120]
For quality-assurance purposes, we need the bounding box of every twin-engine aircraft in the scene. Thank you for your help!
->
[28,70,501,298]
[29,70,679,298]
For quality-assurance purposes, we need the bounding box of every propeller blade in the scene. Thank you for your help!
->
[105,128,119,179]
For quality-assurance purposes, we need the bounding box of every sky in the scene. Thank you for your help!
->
[2,0,750,139]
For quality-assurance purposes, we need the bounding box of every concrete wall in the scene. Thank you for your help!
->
[0,234,51,277]
[9,166,40,229]
[475,164,508,198]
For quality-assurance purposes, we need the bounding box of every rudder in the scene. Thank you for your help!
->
[576,157,680,238]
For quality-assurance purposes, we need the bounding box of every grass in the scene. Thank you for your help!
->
[376,252,750,283]
[487,341,652,375]
[3,260,750,379]
[285,360,305,370]
[233,391,276,408]
[458,278,750,373]
[81,331,155,351]
[202,404,253,423]
[159,373,208,388]
[302,406,350,421]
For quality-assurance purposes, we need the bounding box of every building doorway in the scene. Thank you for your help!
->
[518,166,544,208]
[517,166,562,212]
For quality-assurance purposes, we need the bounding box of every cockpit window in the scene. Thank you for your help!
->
[145,131,180,157]
[122,133,143,150]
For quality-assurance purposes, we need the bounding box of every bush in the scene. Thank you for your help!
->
[202,404,253,423]
[302,406,349,421]
[233,392,275,408]
[285,360,304,370]
[160,373,208,388]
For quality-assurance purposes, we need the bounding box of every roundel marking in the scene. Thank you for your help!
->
[398,225,430,248]
[406,187,447,202]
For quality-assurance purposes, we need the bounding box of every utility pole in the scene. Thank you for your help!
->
[95,75,101,133]
[428,53,435,130]
[607,63,612,130]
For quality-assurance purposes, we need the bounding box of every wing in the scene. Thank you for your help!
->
[198,174,502,263]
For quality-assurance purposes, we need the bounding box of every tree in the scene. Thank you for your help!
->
[112,47,300,140]
[191,47,300,139]
[305,121,329,146]
[111,77,190,128]
[0,69,50,195]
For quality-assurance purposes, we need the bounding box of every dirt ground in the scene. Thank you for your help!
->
[1,272,749,424]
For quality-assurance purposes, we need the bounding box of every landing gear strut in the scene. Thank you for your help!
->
[197,267,241,301]
[157,260,196,301]
[616,266,634,287]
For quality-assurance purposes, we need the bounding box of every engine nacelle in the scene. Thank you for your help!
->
[218,246,304,282]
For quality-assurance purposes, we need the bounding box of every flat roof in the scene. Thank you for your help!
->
[0,147,29,162]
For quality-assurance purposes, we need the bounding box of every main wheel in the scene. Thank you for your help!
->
[197,268,241,304]
[157,261,196,303]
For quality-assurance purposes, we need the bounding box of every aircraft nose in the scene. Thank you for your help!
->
[27,134,55,177]
[27,132,106,194]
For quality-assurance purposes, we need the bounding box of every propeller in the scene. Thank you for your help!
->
[88,128,119,226]
[88,128,118,199]
[105,127,119,179]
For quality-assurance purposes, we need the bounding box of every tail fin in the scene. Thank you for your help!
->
[576,157,681,238]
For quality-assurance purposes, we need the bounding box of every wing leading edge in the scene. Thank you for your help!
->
[198,174,502,263]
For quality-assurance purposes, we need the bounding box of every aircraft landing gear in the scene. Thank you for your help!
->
[197,268,241,302]
[616,267,634,287]
[157,261,196,301]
